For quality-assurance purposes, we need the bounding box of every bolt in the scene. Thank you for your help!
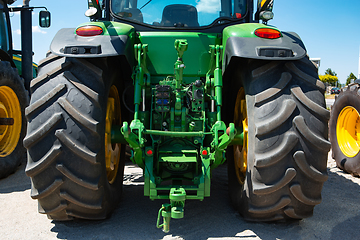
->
[195,80,202,87]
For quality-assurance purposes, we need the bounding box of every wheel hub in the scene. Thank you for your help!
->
[233,88,247,184]
[336,106,360,158]
[0,86,21,157]
[105,85,121,184]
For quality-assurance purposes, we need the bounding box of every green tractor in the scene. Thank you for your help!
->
[24,0,330,231]
[329,79,360,176]
[0,0,49,179]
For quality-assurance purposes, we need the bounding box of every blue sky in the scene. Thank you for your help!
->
[9,0,360,84]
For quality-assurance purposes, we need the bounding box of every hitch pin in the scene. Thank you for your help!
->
[156,204,171,233]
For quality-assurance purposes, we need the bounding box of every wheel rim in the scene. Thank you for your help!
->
[233,88,247,184]
[0,86,21,157]
[336,106,360,158]
[105,85,121,184]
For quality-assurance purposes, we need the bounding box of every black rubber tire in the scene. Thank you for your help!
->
[329,83,360,176]
[0,61,29,179]
[24,54,125,220]
[228,57,330,221]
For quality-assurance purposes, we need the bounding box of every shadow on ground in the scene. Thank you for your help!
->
[47,162,360,240]
[0,157,30,193]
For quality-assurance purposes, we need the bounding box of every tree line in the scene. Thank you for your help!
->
[319,68,357,87]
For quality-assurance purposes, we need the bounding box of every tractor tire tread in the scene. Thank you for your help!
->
[25,84,66,118]
[25,144,62,177]
[31,178,63,199]
[248,196,291,214]
[228,58,329,221]
[23,112,63,148]
[291,86,330,120]
[252,168,296,195]
[30,61,71,90]
[25,54,123,220]
[58,97,100,134]
[293,116,331,152]
[55,129,98,164]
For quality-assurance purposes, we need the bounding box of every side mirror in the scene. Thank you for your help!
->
[39,11,51,28]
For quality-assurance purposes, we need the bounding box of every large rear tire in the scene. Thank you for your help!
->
[0,61,29,179]
[24,55,125,220]
[329,83,360,176]
[228,57,330,220]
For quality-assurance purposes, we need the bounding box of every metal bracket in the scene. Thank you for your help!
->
[156,188,186,233]
[133,43,149,119]
[121,120,145,168]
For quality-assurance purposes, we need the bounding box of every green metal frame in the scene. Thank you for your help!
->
[77,1,286,233]
[115,34,240,231]
[103,22,286,231]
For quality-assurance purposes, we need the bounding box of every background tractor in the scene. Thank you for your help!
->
[24,0,330,231]
[329,79,360,176]
[0,0,50,179]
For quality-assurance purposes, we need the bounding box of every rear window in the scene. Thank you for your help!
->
[110,0,248,28]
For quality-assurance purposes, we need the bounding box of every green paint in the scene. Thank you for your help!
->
[139,32,219,78]
[119,39,237,209]
[116,35,241,232]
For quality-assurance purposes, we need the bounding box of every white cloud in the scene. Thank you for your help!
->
[32,26,46,34]
[13,26,47,35]
[196,0,221,13]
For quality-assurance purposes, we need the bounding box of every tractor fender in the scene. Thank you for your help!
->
[222,23,306,69]
[50,27,135,67]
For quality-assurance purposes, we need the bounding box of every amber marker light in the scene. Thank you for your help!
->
[76,25,103,37]
[254,28,281,39]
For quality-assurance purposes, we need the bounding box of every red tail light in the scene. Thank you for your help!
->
[76,25,103,37]
[146,149,153,156]
[254,28,281,39]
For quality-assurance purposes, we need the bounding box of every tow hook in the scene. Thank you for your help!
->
[156,188,186,232]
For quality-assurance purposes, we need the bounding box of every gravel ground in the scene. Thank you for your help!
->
[1,150,360,240]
